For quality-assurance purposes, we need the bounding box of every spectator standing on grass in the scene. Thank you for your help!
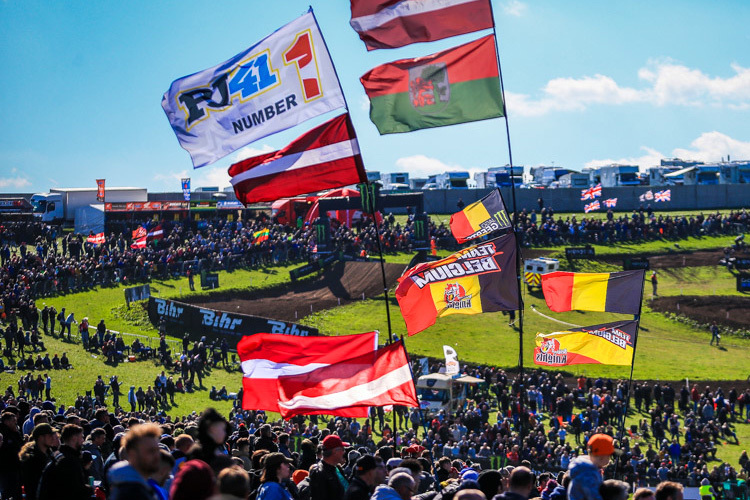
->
[651,271,658,297]
[709,322,720,346]
[64,311,76,341]
[309,435,349,500]
[38,424,92,500]
[19,423,58,500]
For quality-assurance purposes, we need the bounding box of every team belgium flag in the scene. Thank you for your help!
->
[450,189,512,244]
[541,270,645,315]
[534,320,637,367]
[395,232,519,336]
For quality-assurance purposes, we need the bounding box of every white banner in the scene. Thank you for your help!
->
[443,345,459,376]
[162,9,345,168]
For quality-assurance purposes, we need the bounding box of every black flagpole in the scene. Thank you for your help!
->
[489,2,526,395]
[617,270,646,479]
[312,8,393,342]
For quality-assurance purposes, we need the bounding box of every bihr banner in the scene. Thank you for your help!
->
[148,297,317,340]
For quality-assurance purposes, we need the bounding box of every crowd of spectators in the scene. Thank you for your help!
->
[1,354,748,500]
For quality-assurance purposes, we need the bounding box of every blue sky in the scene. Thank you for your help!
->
[1,0,749,193]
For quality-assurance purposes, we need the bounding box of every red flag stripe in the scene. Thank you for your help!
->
[350,0,493,51]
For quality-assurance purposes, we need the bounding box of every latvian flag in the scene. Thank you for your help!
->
[277,340,418,419]
[584,200,600,213]
[604,198,618,208]
[147,225,164,240]
[654,189,671,202]
[87,233,105,245]
[130,236,147,249]
[349,0,493,51]
[229,113,366,204]
[237,331,379,414]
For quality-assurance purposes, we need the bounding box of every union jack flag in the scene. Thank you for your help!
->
[584,200,601,213]
[581,184,602,200]
[654,189,671,202]
[604,198,617,208]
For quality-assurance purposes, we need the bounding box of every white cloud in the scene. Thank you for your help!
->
[672,131,750,162]
[231,144,274,163]
[584,146,665,172]
[0,175,31,189]
[508,61,750,117]
[585,131,750,172]
[502,0,527,17]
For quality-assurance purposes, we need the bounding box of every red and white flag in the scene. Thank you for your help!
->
[131,236,147,249]
[147,225,164,240]
[591,183,602,198]
[277,341,418,419]
[350,0,493,51]
[87,233,105,245]
[237,331,378,413]
[229,113,366,204]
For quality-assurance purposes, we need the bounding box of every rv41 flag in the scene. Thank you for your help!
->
[449,189,511,244]
[360,35,503,135]
[350,0,493,51]
[277,340,417,419]
[396,232,519,336]
[162,9,345,168]
[534,320,637,367]
[541,270,645,315]
[229,113,366,204]
[237,331,378,412]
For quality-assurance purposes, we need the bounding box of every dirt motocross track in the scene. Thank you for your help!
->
[184,261,406,323]
[650,295,750,331]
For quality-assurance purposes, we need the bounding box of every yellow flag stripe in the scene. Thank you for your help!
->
[571,273,609,311]
[464,202,491,231]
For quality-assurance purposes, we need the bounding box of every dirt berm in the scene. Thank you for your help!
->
[183,261,406,323]
[650,295,750,330]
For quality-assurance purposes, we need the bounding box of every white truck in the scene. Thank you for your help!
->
[31,187,147,225]
[416,373,485,417]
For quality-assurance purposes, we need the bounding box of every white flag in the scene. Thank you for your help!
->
[162,9,345,168]
[443,345,459,376]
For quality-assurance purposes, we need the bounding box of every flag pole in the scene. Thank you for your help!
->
[311,8,394,342]
[488,3,526,391]
[617,270,646,479]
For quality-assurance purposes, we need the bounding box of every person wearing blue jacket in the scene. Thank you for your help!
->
[568,434,614,500]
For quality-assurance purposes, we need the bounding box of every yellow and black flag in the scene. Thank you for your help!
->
[395,232,519,336]
[449,189,512,244]
[534,320,637,367]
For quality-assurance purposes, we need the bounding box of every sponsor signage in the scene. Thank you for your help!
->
[737,274,750,293]
[148,297,317,340]
[124,284,151,305]
[565,247,596,259]
[105,201,189,212]
[201,271,220,289]
[190,201,218,211]
[624,257,650,270]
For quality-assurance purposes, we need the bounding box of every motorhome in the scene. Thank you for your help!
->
[435,171,470,189]
[416,373,485,416]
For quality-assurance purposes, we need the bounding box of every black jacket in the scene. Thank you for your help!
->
[309,460,346,500]
[38,445,93,500]
[344,476,372,500]
[20,443,53,500]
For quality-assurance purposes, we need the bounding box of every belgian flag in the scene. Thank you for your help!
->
[450,189,512,244]
[541,270,645,315]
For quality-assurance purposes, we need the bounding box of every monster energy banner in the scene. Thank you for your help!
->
[358,182,380,213]
[313,215,332,252]
[412,213,430,249]
[148,297,318,340]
